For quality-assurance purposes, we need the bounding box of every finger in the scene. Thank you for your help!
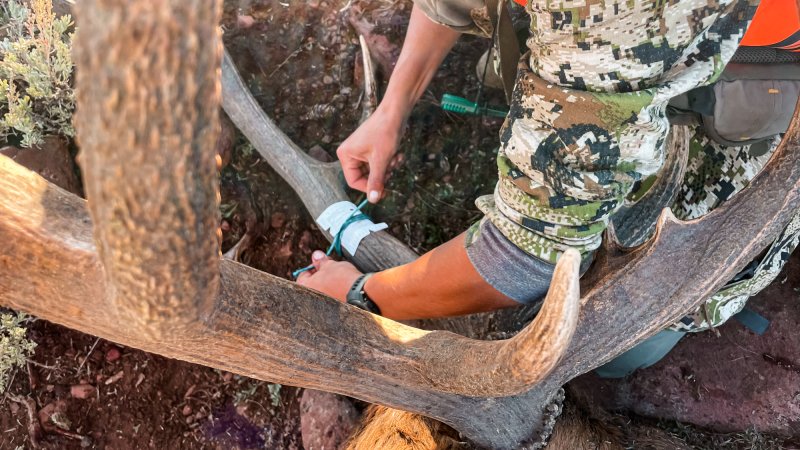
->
[367,151,393,203]
[337,144,369,192]
[296,269,314,285]
[340,157,368,192]
[311,250,330,270]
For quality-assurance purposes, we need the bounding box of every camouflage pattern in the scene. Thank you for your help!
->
[484,0,758,265]
[668,130,800,332]
[416,0,798,332]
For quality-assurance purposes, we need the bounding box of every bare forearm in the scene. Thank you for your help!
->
[379,5,461,123]
[365,233,518,320]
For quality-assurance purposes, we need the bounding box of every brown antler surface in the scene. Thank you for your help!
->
[73,0,222,338]
[0,153,580,446]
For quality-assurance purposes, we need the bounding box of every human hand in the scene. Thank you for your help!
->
[336,108,405,203]
[296,251,362,302]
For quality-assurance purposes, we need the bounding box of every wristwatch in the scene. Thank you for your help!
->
[346,273,381,315]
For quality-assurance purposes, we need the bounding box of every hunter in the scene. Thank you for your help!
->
[298,0,800,377]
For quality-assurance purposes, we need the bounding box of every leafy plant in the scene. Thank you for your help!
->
[267,383,281,408]
[0,0,75,147]
[0,312,36,392]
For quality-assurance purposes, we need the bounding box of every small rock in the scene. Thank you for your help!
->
[182,405,192,416]
[270,212,286,229]
[299,230,313,253]
[237,14,255,28]
[300,390,360,450]
[322,75,334,85]
[236,404,248,416]
[308,145,334,163]
[38,400,69,432]
[321,135,332,144]
[1,137,81,195]
[104,370,124,385]
[105,346,121,362]
[38,403,56,426]
[71,384,96,399]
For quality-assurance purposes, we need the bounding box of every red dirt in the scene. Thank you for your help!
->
[571,251,800,438]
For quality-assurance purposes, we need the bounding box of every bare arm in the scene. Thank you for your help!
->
[298,233,517,320]
[299,5,516,319]
[336,5,461,202]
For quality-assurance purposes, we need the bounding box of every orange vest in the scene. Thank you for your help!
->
[732,0,799,50]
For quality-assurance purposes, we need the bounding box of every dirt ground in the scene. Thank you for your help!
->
[1,0,798,449]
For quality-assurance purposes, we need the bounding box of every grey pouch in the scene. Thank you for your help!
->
[701,64,800,146]
[668,47,800,146]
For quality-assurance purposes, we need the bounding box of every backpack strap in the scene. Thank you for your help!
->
[486,0,521,104]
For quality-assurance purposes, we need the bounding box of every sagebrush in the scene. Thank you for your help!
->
[0,312,36,392]
[0,0,75,147]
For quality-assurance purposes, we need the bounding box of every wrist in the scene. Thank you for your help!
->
[363,271,389,316]
[347,273,381,315]
[376,93,413,126]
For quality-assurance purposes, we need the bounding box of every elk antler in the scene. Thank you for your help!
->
[219,39,800,445]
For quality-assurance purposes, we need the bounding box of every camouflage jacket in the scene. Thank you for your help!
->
[415,0,800,332]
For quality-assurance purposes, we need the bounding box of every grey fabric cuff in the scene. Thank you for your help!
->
[466,219,556,304]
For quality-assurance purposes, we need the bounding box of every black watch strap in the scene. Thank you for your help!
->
[346,273,381,315]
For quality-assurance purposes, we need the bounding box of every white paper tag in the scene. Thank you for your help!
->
[316,201,388,255]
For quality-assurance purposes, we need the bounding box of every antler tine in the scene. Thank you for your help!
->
[358,34,378,123]
[409,249,581,397]
[502,248,581,385]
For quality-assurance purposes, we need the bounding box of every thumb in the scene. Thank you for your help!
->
[367,152,391,203]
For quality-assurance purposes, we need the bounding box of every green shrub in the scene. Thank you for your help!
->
[0,0,75,147]
[0,312,36,392]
